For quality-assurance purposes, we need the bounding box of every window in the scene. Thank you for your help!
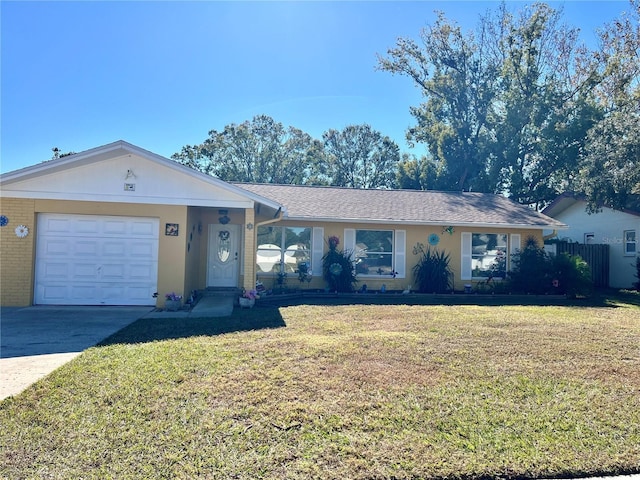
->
[471,233,507,279]
[256,226,311,274]
[584,233,595,244]
[354,230,394,275]
[624,230,637,255]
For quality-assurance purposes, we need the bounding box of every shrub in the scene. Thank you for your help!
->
[412,243,453,293]
[510,236,594,297]
[634,257,640,291]
[322,237,357,293]
[510,236,552,294]
[551,253,593,298]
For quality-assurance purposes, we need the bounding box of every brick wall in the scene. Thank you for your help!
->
[0,198,36,306]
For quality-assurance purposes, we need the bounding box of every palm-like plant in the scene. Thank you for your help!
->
[412,243,452,293]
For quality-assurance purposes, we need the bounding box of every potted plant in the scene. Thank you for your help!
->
[164,292,183,311]
[239,289,257,308]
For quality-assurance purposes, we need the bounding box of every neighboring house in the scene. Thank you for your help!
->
[0,140,565,307]
[543,194,639,289]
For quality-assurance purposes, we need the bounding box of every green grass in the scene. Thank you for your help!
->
[1,296,639,479]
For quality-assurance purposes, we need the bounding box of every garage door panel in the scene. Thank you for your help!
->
[101,264,126,279]
[103,220,128,235]
[75,241,99,256]
[43,218,72,233]
[72,263,99,280]
[131,221,157,236]
[37,285,69,302]
[39,238,70,256]
[129,263,156,280]
[36,214,159,305]
[103,241,127,256]
[130,241,157,257]
[76,219,101,234]
[42,263,69,279]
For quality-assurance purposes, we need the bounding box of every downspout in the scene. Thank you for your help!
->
[543,229,558,241]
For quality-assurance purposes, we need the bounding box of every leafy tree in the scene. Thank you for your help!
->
[396,153,439,190]
[323,124,400,189]
[378,11,497,192]
[487,4,602,208]
[578,91,640,212]
[172,115,327,184]
[378,2,636,208]
[576,1,640,212]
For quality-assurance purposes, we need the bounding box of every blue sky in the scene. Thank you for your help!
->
[0,1,632,173]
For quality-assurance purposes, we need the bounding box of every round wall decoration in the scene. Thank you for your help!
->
[0,215,8,227]
[428,233,440,246]
[15,225,29,238]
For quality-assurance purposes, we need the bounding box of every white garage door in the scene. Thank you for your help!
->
[35,214,159,305]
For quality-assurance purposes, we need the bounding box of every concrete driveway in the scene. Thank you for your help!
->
[0,305,152,400]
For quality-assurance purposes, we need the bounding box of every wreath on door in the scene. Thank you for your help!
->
[219,230,230,241]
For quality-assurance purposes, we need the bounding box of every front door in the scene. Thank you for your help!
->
[207,224,240,287]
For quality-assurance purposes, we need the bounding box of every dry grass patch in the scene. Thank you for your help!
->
[1,300,639,479]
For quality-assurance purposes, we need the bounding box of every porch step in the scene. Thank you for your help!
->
[200,287,242,298]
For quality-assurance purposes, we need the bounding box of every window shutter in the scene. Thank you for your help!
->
[509,234,521,271]
[343,228,356,253]
[461,232,472,280]
[343,228,356,270]
[311,227,324,276]
[394,230,406,279]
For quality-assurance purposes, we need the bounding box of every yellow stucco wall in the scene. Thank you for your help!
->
[257,219,543,292]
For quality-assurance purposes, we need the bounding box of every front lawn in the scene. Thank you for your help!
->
[1,299,639,479]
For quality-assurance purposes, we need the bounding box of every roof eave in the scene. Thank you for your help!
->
[282,215,567,230]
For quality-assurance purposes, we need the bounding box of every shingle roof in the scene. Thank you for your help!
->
[234,183,567,229]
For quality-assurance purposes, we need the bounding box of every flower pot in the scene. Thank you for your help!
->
[165,299,182,311]
[239,297,255,308]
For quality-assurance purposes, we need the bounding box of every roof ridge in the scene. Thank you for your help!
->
[233,182,486,196]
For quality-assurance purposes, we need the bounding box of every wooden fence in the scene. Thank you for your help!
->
[555,242,610,288]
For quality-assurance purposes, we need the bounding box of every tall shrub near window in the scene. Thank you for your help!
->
[510,236,552,294]
[412,243,452,293]
[322,235,357,293]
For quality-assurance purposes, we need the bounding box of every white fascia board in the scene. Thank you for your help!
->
[0,190,255,208]
[283,215,567,230]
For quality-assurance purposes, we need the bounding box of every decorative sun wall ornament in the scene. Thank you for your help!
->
[0,215,8,227]
[428,233,440,246]
[15,225,29,238]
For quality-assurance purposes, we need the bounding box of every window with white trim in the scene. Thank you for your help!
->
[354,229,394,276]
[584,233,595,244]
[256,226,312,275]
[624,230,637,255]
[461,233,508,280]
